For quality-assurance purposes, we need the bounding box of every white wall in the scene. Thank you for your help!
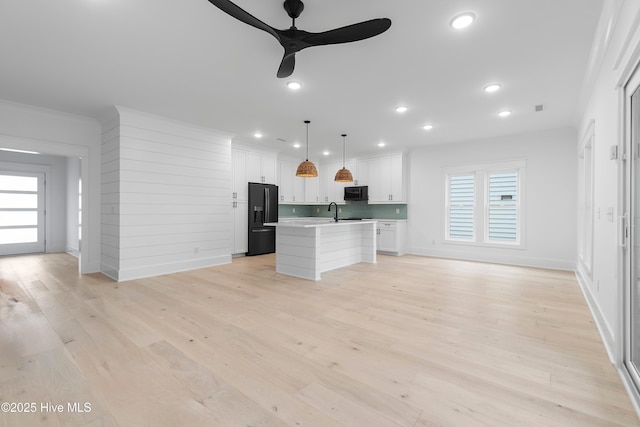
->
[100,107,233,281]
[0,100,101,273]
[408,127,577,270]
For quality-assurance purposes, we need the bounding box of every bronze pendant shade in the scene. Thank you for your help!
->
[296,120,318,177]
[334,133,353,182]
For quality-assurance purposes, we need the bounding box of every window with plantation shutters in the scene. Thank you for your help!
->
[447,174,475,240]
[443,161,525,248]
[487,171,518,243]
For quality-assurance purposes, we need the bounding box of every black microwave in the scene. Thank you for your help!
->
[344,186,368,201]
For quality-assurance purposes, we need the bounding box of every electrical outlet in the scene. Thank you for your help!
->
[396,208,400,214]
[292,207,296,213]
[317,208,320,213]
[339,208,342,213]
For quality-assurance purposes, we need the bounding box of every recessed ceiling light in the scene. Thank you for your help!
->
[253,132,263,138]
[378,142,386,147]
[323,151,330,156]
[293,143,301,148]
[395,106,408,113]
[0,148,40,154]
[451,13,475,29]
[423,124,434,131]
[498,110,512,117]
[287,81,302,90]
[484,84,501,93]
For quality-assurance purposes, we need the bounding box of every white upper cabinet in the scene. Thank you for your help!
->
[319,161,355,204]
[367,153,405,203]
[232,149,249,201]
[305,176,320,203]
[275,153,405,205]
[247,151,276,184]
[354,159,370,186]
[232,146,278,200]
[278,158,316,204]
[278,160,294,203]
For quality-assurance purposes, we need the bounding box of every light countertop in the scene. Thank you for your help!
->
[265,219,378,228]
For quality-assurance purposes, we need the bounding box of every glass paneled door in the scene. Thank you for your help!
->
[628,65,640,390]
[0,172,45,255]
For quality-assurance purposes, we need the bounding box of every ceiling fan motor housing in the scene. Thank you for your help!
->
[284,0,304,20]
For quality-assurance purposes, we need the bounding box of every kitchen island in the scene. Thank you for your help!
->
[264,219,377,281]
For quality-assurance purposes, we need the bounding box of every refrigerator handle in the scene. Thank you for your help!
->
[265,187,270,223]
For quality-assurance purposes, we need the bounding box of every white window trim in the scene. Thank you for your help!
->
[443,160,526,249]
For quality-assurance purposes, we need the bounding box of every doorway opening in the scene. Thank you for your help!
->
[0,171,45,256]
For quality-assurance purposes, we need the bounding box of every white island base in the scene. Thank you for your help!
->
[265,219,377,281]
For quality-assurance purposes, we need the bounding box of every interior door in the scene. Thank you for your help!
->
[0,171,45,255]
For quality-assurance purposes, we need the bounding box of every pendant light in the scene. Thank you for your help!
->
[296,120,318,177]
[334,133,353,182]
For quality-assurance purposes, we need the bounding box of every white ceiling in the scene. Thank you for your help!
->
[0,0,603,161]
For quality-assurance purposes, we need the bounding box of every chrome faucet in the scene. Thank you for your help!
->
[328,202,339,222]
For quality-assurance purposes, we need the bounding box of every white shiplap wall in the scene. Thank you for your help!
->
[100,106,233,281]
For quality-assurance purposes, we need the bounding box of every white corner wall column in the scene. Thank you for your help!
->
[99,106,234,282]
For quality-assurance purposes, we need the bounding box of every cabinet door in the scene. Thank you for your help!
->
[232,149,248,201]
[368,157,387,202]
[246,152,262,183]
[368,154,404,203]
[293,175,305,203]
[318,163,331,203]
[355,159,369,186]
[377,222,398,252]
[389,153,404,202]
[261,155,277,184]
[233,200,248,254]
[305,177,319,203]
[278,160,294,203]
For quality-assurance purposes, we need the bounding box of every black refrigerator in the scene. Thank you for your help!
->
[247,182,278,256]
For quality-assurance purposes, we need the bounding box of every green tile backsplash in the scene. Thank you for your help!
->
[278,202,407,219]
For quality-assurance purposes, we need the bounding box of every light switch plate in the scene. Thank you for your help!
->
[610,145,618,160]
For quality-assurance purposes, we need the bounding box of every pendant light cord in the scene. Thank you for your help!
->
[342,134,347,168]
[305,120,310,161]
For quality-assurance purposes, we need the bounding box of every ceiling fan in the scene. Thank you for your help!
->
[207,0,392,78]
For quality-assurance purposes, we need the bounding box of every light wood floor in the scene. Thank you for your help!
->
[0,253,638,426]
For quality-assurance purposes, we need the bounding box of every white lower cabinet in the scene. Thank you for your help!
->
[232,199,247,254]
[376,220,407,255]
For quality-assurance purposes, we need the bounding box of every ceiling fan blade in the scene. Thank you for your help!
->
[277,51,296,78]
[303,18,392,46]
[207,0,279,40]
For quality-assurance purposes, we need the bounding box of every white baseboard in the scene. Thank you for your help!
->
[102,255,232,282]
[574,265,616,364]
[410,246,575,271]
[619,364,640,422]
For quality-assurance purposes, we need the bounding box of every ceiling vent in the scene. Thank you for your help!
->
[535,104,544,112]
